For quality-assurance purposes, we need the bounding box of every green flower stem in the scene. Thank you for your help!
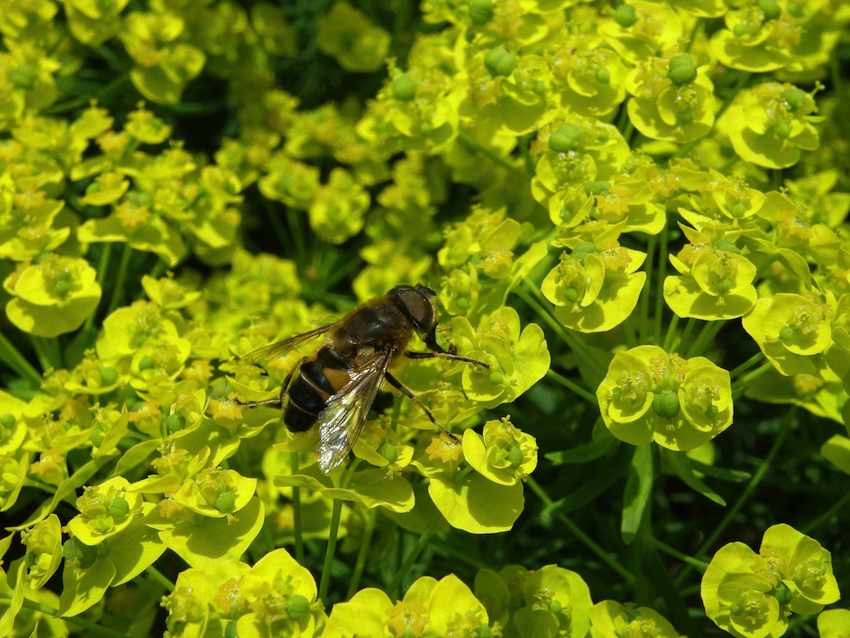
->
[648,537,708,572]
[519,284,607,379]
[0,331,42,386]
[291,451,305,564]
[730,351,766,379]
[84,243,113,332]
[0,596,125,638]
[662,314,680,352]
[263,198,292,254]
[347,509,376,599]
[731,362,773,399]
[457,131,516,171]
[673,317,697,353]
[674,410,794,587]
[30,336,55,372]
[286,208,307,264]
[546,369,596,404]
[624,314,638,347]
[801,489,850,534]
[686,319,725,357]
[653,226,669,342]
[107,243,133,315]
[318,497,343,601]
[390,532,432,597]
[639,235,656,341]
[526,476,636,584]
[430,539,489,570]
[145,565,175,591]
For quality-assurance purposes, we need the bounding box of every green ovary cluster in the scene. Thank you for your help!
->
[597,345,732,451]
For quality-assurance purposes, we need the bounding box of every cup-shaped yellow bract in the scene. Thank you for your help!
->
[67,476,140,545]
[162,548,322,638]
[317,2,390,73]
[590,600,683,638]
[550,40,628,119]
[709,2,844,75]
[514,565,593,638]
[542,240,646,333]
[0,172,68,262]
[454,306,549,408]
[701,524,840,638]
[664,247,758,320]
[818,609,850,638]
[717,83,820,169]
[308,168,369,245]
[596,345,733,451]
[600,1,685,65]
[463,417,538,486]
[625,56,717,144]
[4,254,102,337]
[820,435,850,475]
[742,292,833,377]
[20,514,62,590]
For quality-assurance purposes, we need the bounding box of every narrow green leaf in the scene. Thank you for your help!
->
[685,457,751,482]
[621,444,653,544]
[665,450,727,506]
[545,428,619,465]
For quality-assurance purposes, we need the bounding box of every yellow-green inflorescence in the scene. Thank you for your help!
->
[0,0,849,636]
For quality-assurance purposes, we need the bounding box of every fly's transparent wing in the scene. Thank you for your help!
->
[317,350,393,473]
[238,323,336,364]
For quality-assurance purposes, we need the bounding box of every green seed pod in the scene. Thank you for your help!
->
[379,440,399,463]
[652,389,680,419]
[164,413,186,433]
[782,87,806,110]
[595,65,611,85]
[392,73,418,101]
[469,0,494,25]
[108,496,130,521]
[215,490,236,513]
[614,3,637,28]
[99,366,119,386]
[138,355,156,371]
[286,594,311,619]
[484,46,518,77]
[773,582,793,605]
[758,0,781,19]
[0,413,15,429]
[507,444,524,467]
[668,54,697,86]
[548,123,582,152]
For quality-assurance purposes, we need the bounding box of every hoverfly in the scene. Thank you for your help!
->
[238,284,488,473]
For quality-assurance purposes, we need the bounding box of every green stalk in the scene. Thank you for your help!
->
[145,565,175,591]
[519,284,607,379]
[648,537,708,572]
[653,224,669,342]
[674,410,794,586]
[457,131,516,170]
[638,236,656,341]
[390,532,432,597]
[686,319,725,357]
[84,243,113,332]
[107,243,133,315]
[291,452,305,564]
[527,476,635,584]
[0,596,125,638]
[674,317,697,353]
[0,332,42,386]
[546,369,596,405]
[731,362,773,399]
[347,510,376,599]
[624,314,638,347]
[30,337,54,372]
[730,351,766,379]
[661,314,680,352]
[318,498,343,601]
[802,491,850,534]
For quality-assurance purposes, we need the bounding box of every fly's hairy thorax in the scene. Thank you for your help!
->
[330,299,413,362]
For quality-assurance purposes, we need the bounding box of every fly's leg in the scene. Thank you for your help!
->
[405,350,489,368]
[383,371,436,424]
[234,367,297,410]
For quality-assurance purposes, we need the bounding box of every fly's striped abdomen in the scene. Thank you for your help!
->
[283,345,352,433]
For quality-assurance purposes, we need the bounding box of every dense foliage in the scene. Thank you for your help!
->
[0,0,849,636]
